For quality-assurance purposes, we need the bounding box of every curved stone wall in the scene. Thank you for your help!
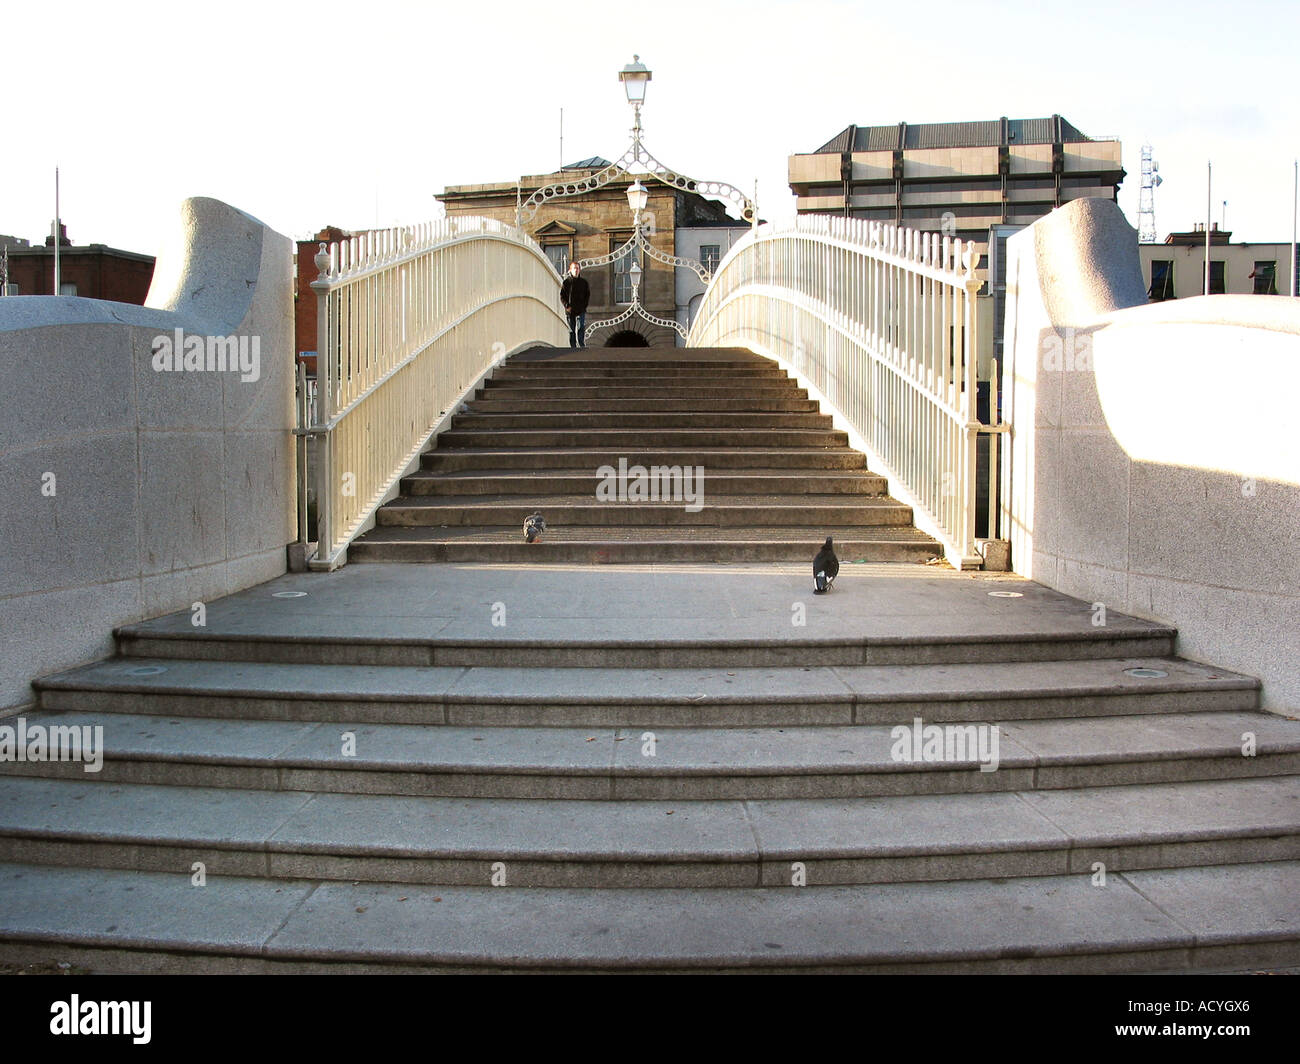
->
[0,198,293,712]
[1004,198,1300,708]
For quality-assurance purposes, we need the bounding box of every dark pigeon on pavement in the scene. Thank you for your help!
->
[523,512,547,543]
[813,536,839,594]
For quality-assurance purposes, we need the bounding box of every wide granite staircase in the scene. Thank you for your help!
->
[347,346,941,564]
[1,561,1298,973]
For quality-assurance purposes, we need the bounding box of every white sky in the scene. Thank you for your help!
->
[3,0,1298,255]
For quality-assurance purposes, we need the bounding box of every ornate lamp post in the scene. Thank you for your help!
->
[519,56,755,229]
[518,57,750,342]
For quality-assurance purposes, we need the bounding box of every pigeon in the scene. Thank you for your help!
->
[523,512,546,543]
[813,536,839,593]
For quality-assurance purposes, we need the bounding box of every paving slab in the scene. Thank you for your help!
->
[1002,710,1300,765]
[269,872,1192,970]
[834,656,1257,703]
[38,658,468,702]
[0,776,311,846]
[0,862,316,955]
[268,792,755,864]
[1124,861,1300,943]
[746,791,1066,860]
[1020,776,1300,849]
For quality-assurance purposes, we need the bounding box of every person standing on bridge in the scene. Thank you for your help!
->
[560,260,590,349]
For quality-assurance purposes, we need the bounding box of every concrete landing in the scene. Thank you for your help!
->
[113,562,1175,652]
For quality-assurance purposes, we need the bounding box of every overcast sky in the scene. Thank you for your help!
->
[4,0,1298,255]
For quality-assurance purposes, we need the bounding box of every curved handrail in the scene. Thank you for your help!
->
[688,215,993,567]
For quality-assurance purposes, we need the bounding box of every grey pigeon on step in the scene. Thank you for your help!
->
[523,512,547,543]
[813,536,839,593]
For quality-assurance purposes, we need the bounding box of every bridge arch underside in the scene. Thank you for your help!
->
[589,314,674,347]
[604,328,651,347]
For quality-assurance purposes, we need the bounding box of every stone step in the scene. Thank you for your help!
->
[5,710,1294,800]
[504,353,767,364]
[468,397,822,413]
[34,657,1257,726]
[433,428,851,449]
[491,363,783,377]
[373,496,916,529]
[0,774,1296,888]
[476,384,811,399]
[500,353,770,366]
[346,526,939,564]
[110,620,1177,669]
[401,470,890,497]
[482,376,798,391]
[3,859,1297,973]
[448,411,835,430]
[490,365,790,380]
[419,448,869,473]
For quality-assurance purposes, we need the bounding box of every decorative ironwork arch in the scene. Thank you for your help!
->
[518,137,756,229]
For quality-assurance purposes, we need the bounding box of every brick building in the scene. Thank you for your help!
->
[294,225,355,370]
[1,225,154,302]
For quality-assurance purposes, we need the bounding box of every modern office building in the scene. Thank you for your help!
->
[788,115,1125,245]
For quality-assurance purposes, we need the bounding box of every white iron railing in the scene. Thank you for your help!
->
[306,217,567,568]
[688,215,1002,568]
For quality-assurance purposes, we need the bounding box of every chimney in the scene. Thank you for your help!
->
[44,222,71,248]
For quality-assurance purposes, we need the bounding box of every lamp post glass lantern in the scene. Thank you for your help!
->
[627,179,648,225]
[619,55,651,106]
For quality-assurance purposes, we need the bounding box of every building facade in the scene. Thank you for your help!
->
[294,225,357,367]
[788,115,1125,246]
[1140,224,1299,300]
[439,161,746,346]
[1,226,154,302]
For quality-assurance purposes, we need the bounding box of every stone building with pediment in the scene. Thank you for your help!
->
[438,159,748,346]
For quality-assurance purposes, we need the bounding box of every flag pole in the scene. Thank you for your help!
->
[1291,159,1297,298]
[53,166,61,296]
[1203,161,1211,296]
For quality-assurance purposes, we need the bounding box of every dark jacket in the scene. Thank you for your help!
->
[561,274,590,315]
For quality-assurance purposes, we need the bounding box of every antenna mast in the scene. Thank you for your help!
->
[1137,144,1160,243]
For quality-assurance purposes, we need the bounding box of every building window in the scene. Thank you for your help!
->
[543,243,570,276]
[1202,260,1225,295]
[1250,261,1278,295]
[59,281,78,296]
[1149,260,1175,301]
[700,244,721,274]
[612,237,642,304]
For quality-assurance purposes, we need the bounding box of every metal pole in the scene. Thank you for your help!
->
[53,167,61,296]
[1292,159,1297,298]
[1204,161,1211,296]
